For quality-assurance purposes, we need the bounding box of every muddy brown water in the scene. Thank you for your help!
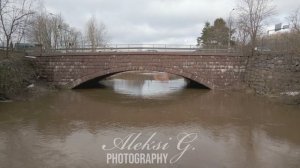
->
[0,72,299,168]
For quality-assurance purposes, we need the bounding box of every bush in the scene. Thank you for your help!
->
[0,56,35,99]
[257,32,300,54]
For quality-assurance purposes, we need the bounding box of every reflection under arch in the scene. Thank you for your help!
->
[69,66,212,89]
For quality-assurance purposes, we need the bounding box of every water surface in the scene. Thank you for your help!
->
[0,72,299,168]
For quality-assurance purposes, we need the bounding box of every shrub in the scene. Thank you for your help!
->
[0,56,35,98]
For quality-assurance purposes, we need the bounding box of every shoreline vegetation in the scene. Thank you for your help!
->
[0,51,54,102]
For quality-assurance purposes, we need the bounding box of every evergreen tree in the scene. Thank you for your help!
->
[197,18,232,48]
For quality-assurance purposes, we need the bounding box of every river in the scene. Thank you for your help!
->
[0,72,299,168]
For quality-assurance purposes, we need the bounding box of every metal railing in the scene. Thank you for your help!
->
[0,44,240,55]
[43,44,239,53]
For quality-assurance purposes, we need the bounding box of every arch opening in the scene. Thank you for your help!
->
[73,71,210,90]
[186,79,210,89]
[73,72,119,89]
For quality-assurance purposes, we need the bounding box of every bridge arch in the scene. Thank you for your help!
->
[67,66,213,89]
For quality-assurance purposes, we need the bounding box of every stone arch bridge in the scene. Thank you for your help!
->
[34,51,246,89]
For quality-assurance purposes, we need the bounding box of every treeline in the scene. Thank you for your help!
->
[197,0,300,55]
[0,0,107,57]
[28,12,107,52]
[0,0,107,99]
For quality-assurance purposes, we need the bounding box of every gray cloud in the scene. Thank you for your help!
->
[43,0,299,44]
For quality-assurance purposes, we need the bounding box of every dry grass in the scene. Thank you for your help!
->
[258,32,300,55]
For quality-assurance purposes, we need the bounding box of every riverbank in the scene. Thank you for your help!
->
[245,52,300,105]
[0,52,54,101]
[0,80,55,101]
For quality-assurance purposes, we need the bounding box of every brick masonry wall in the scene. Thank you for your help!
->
[245,53,300,98]
[35,52,246,89]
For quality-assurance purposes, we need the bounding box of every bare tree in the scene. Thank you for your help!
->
[28,10,81,52]
[236,0,276,55]
[284,7,300,54]
[51,14,63,49]
[288,7,300,33]
[58,23,81,50]
[0,0,34,56]
[234,17,251,50]
[85,16,106,51]
[28,12,52,50]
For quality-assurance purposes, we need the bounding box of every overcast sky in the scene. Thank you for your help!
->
[43,0,300,44]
